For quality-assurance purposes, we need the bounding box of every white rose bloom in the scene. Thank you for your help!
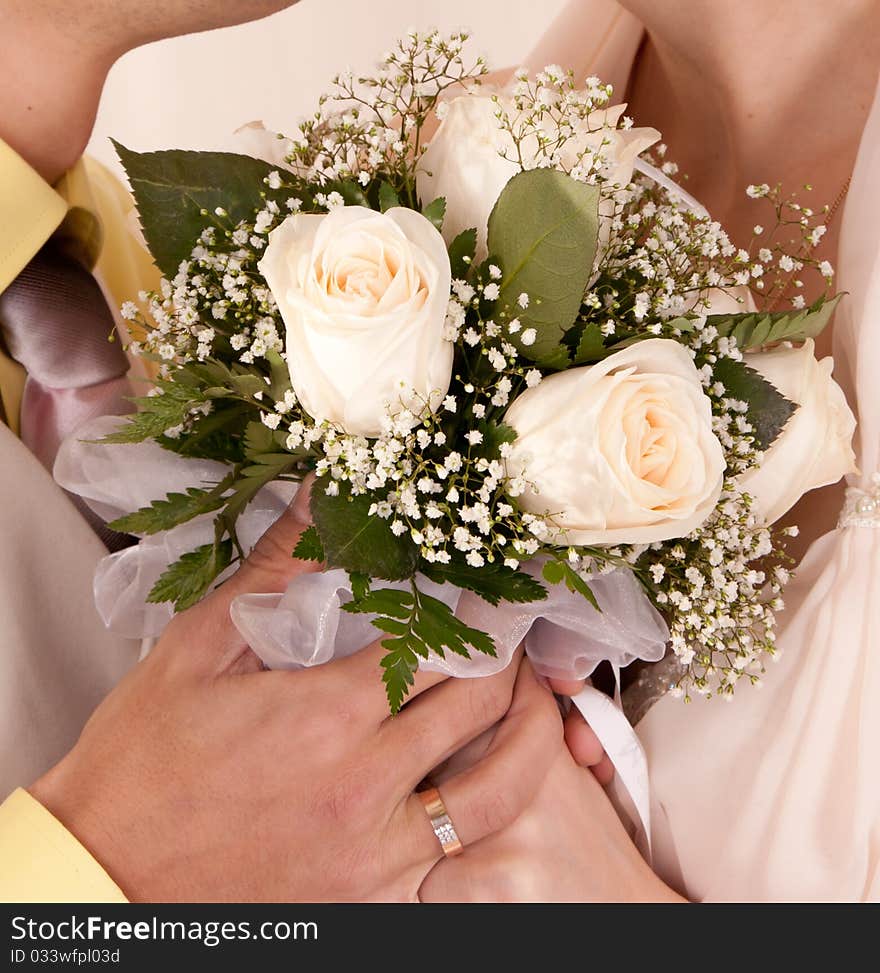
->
[259,206,453,437]
[737,339,857,524]
[505,339,726,545]
[417,93,658,262]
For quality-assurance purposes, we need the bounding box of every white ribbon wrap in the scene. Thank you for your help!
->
[57,416,666,847]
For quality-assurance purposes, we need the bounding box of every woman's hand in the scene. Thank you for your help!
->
[30,498,559,902]
[419,661,683,903]
[547,674,614,786]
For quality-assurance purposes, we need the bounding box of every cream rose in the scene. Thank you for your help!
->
[505,339,726,545]
[737,339,857,524]
[417,93,658,261]
[259,205,453,437]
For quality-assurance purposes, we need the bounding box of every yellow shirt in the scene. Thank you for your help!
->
[0,138,158,902]
[0,138,158,432]
[0,790,126,902]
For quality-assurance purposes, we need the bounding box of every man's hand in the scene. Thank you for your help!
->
[29,497,560,902]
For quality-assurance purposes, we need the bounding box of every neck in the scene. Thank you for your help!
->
[620,0,880,223]
[0,6,123,183]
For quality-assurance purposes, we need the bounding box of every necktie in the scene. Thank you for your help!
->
[0,241,135,550]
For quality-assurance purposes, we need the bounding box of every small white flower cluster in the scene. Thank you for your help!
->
[309,268,553,570]
[497,67,616,187]
[743,182,836,309]
[636,489,795,700]
[125,195,294,373]
[286,29,487,193]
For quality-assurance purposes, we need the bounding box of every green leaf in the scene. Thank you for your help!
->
[422,559,547,607]
[712,357,797,451]
[331,179,371,207]
[448,228,477,279]
[113,142,285,278]
[343,583,497,713]
[311,482,418,581]
[147,540,233,612]
[708,295,842,351]
[292,525,325,562]
[265,349,292,401]
[96,380,205,445]
[96,410,178,445]
[474,421,517,460]
[416,590,497,660]
[379,637,422,715]
[158,402,249,463]
[573,322,607,363]
[487,169,600,366]
[378,182,400,212]
[243,419,280,458]
[422,196,446,231]
[343,587,412,619]
[348,571,371,603]
[218,421,300,531]
[543,559,600,611]
[108,477,233,535]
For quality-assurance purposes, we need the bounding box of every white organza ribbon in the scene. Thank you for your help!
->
[57,416,664,847]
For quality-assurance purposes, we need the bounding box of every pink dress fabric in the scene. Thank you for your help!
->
[528,0,880,901]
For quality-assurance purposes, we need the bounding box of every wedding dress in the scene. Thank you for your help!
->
[529,0,880,901]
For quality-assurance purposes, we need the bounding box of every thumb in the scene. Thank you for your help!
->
[167,478,321,672]
[221,475,320,604]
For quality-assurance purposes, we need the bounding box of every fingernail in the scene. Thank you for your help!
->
[290,473,314,523]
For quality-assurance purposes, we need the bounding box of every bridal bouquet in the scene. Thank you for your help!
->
[65,30,854,713]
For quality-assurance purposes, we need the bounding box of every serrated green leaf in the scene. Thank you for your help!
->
[243,419,277,459]
[378,182,400,212]
[292,525,325,562]
[311,482,418,581]
[379,638,422,715]
[342,587,412,618]
[487,169,600,366]
[218,422,300,531]
[348,571,370,602]
[474,421,517,460]
[113,142,289,278]
[543,559,600,611]
[712,357,797,451]
[708,295,842,351]
[158,402,249,463]
[666,316,697,334]
[96,410,178,445]
[448,227,477,279]
[344,582,497,713]
[573,322,607,363]
[562,562,600,611]
[422,560,547,607]
[331,179,371,207]
[417,591,497,659]
[265,348,292,401]
[147,540,233,612]
[422,196,446,231]
[108,477,233,535]
[372,617,410,636]
[229,373,267,398]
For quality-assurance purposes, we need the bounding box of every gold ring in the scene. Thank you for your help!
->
[418,787,463,857]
